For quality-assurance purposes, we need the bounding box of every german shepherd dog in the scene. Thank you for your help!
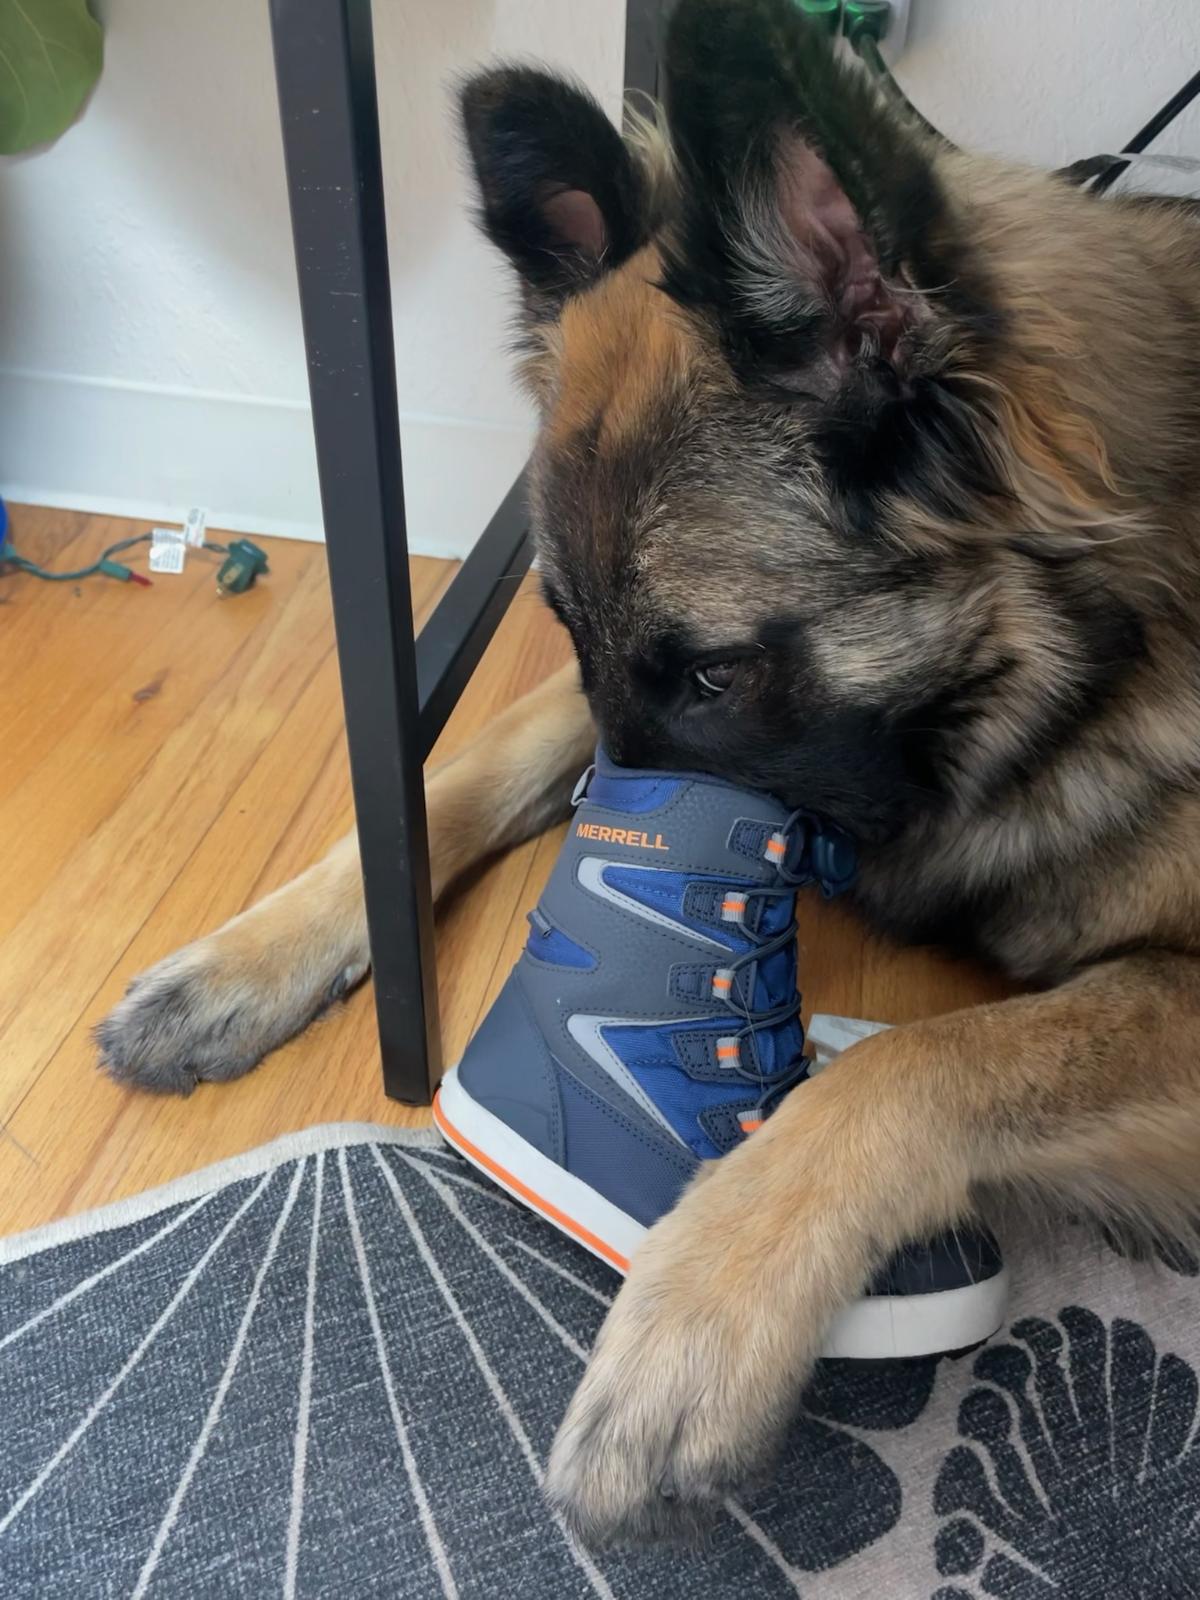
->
[97,0,1200,1546]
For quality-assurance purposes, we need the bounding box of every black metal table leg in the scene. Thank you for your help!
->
[415,473,533,757]
[268,0,662,1105]
[624,0,667,99]
[268,0,440,1104]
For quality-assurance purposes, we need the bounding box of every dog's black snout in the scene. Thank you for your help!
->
[595,709,665,772]
[597,726,642,770]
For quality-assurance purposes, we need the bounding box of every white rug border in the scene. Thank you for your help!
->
[0,1122,444,1267]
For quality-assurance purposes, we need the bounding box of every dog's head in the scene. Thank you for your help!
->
[462,0,1159,841]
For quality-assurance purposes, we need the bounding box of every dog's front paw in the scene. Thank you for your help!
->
[546,1300,773,1543]
[96,935,366,1095]
[546,1196,806,1544]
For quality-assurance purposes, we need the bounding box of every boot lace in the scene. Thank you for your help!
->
[712,809,856,1117]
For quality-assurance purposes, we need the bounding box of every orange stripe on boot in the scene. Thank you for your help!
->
[432,1090,631,1273]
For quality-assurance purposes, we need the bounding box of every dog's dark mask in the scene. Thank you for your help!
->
[460,0,1142,843]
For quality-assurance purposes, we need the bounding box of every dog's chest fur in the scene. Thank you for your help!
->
[855,686,1200,982]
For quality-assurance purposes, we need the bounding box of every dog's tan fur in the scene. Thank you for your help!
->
[545,246,701,451]
[96,663,592,1094]
[548,952,1200,1536]
[96,0,1200,1547]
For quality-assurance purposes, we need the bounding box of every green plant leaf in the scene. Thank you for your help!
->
[0,0,102,155]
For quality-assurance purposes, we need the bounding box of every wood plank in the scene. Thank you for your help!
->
[0,537,570,1231]
[0,561,455,1222]
[1,514,249,803]
[0,504,1009,1239]
[0,538,326,937]
[0,557,342,1110]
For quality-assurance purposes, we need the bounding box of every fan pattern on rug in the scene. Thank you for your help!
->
[1,1127,1198,1599]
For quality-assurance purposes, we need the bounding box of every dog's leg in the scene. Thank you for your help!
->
[547,950,1200,1544]
[97,663,593,1092]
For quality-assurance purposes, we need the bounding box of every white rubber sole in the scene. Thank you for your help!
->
[434,1064,1009,1360]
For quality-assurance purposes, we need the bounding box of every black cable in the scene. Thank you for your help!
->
[1056,153,1121,188]
[1125,68,1200,156]
[1090,68,1200,195]
[846,10,1198,201]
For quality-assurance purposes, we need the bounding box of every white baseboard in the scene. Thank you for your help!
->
[0,367,534,558]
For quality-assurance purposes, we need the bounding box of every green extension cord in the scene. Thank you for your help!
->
[796,1,950,148]
[842,3,949,146]
[0,532,165,586]
[0,529,270,594]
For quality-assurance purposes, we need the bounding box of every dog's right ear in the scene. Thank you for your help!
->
[460,68,646,318]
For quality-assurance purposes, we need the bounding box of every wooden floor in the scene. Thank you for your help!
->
[0,504,1011,1239]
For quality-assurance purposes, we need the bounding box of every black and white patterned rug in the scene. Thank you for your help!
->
[2,1123,1198,1599]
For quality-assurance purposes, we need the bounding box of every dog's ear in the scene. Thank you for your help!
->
[661,0,990,401]
[460,67,646,318]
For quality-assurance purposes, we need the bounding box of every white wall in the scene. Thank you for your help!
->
[897,0,1200,168]
[0,0,625,553]
[1,0,1198,555]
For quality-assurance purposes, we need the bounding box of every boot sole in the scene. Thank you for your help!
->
[434,1064,1008,1360]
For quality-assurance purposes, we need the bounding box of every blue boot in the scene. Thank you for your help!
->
[436,750,1006,1359]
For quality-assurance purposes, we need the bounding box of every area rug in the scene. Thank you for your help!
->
[2,1120,1198,1599]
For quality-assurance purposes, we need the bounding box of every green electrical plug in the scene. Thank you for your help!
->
[796,0,840,34]
[216,539,270,595]
[843,1,893,45]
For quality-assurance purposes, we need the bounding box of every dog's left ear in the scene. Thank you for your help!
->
[460,67,647,319]
[662,0,990,401]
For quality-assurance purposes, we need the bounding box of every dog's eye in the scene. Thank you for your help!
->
[693,661,740,697]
